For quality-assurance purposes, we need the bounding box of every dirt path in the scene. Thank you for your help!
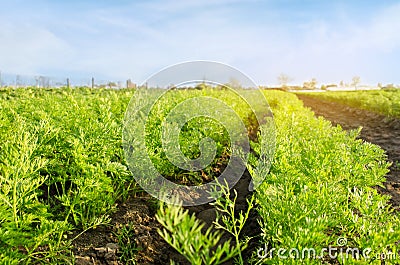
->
[296,94,400,211]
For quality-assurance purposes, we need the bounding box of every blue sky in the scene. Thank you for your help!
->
[0,0,399,86]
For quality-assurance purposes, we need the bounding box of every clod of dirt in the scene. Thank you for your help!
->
[197,208,217,228]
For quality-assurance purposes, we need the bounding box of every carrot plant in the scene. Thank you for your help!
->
[0,112,71,263]
[156,197,241,265]
[156,179,256,265]
[210,181,256,264]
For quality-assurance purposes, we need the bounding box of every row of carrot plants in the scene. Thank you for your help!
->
[300,89,400,118]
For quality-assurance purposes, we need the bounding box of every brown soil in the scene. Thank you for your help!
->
[71,195,187,265]
[296,94,400,211]
[70,170,260,265]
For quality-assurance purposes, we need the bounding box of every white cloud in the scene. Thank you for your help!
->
[364,3,400,52]
[0,20,74,75]
[249,2,400,85]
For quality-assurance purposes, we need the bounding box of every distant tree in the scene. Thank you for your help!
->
[351,76,361,88]
[277,73,293,89]
[339,80,344,87]
[310,78,317,89]
[377,82,382,88]
[303,78,318,90]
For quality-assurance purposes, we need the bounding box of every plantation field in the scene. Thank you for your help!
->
[0,87,399,264]
[300,89,400,118]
